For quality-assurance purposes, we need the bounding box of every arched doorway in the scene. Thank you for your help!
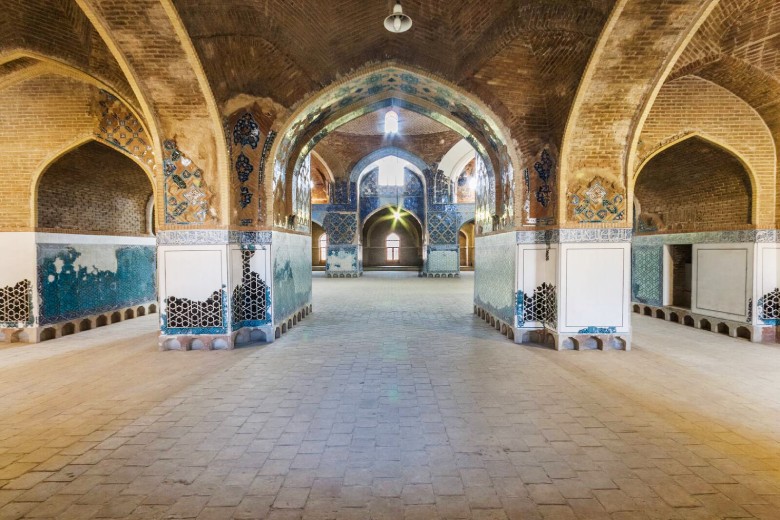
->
[311,222,327,268]
[362,207,423,268]
[459,220,475,269]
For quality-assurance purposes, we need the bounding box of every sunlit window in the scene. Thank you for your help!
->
[384,110,398,134]
[319,233,328,262]
[386,233,400,261]
[378,158,404,186]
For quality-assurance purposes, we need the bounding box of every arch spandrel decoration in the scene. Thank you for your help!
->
[268,65,519,235]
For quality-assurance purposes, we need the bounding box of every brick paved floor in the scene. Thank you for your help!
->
[1,272,779,519]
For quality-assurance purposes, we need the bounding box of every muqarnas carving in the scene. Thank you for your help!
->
[569,176,625,223]
[163,140,215,224]
[232,251,270,328]
[0,280,32,325]
[166,290,224,329]
[518,282,557,327]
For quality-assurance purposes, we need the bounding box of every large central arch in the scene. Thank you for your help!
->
[265,64,520,235]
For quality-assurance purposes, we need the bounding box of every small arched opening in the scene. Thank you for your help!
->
[362,207,423,268]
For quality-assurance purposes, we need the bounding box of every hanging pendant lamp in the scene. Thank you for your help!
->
[384,1,412,33]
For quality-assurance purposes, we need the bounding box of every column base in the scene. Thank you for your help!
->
[549,330,631,351]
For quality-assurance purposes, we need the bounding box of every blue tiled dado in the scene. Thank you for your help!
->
[38,243,156,325]
[474,232,516,324]
[272,232,312,322]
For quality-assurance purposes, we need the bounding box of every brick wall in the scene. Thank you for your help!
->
[0,74,95,231]
[635,137,752,234]
[638,76,775,228]
[38,141,153,235]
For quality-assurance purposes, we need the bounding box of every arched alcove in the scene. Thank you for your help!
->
[37,140,154,235]
[634,136,753,234]
[362,207,423,268]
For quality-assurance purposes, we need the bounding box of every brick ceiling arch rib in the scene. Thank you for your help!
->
[560,0,720,226]
[75,0,231,227]
[1,0,138,110]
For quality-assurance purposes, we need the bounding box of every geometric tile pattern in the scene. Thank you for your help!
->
[163,139,215,224]
[165,290,224,329]
[323,213,357,245]
[757,288,780,325]
[95,90,153,166]
[631,245,663,306]
[0,279,31,326]
[519,282,557,327]
[425,248,459,274]
[428,211,458,245]
[569,176,626,223]
[231,250,270,327]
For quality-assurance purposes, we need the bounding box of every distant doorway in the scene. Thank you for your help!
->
[362,207,423,268]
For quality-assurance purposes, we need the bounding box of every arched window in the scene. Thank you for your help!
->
[384,110,398,134]
[319,233,328,262]
[386,232,400,261]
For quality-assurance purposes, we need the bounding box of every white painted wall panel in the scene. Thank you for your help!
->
[163,249,224,301]
[693,247,748,318]
[564,247,625,328]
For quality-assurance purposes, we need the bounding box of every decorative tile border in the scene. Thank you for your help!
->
[157,230,272,246]
[633,230,766,245]
[517,229,632,244]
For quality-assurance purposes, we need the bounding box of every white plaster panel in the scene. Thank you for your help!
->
[563,246,627,329]
[0,232,36,286]
[693,245,749,318]
[162,247,225,302]
[760,246,780,295]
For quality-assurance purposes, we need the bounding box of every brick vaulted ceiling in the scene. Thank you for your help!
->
[173,0,615,152]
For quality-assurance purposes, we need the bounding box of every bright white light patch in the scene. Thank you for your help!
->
[384,110,399,134]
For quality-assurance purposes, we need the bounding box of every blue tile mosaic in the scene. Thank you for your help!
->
[38,244,156,325]
[578,326,617,334]
[326,245,360,275]
[631,246,663,306]
[428,212,458,245]
[323,213,357,245]
[474,232,516,324]
[272,232,312,322]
